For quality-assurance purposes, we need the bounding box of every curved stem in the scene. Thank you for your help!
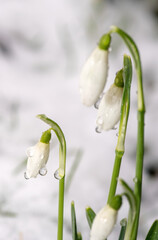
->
[37,114,66,240]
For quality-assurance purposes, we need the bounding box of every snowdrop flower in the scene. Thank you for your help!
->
[90,195,122,240]
[24,129,51,179]
[79,34,111,107]
[96,70,124,131]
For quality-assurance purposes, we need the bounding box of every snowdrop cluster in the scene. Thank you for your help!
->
[79,33,124,131]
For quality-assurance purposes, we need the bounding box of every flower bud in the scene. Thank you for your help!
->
[96,83,123,131]
[79,46,109,106]
[90,204,117,240]
[24,130,51,179]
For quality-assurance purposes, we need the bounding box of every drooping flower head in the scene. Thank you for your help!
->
[96,69,124,131]
[24,129,51,179]
[90,195,122,240]
[79,34,111,107]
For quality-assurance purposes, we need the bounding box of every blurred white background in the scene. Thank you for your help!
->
[0,0,158,239]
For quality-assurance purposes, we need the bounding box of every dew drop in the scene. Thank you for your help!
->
[24,172,29,180]
[94,99,100,109]
[120,218,127,227]
[40,154,44,160]
[94,93,104,109]
[95,126,102,133]
[97,116,103,125]
[133,177,138,183]
[39,167,47,176]
[54,169,62,180]
[116,132,119,137]
[26,147,34,157]
[112,126,117,130]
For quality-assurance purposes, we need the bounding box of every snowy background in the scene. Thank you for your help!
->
[0,0,158,239]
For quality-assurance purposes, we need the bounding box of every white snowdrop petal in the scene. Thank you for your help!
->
[80,47,109,106]
[26,142,50,178]
[90,205,117,240]
[96,84,123,131]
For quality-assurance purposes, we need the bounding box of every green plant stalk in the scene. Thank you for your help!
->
[131,111,144,239]
[110,26,145,239]
[58,177,65,240]
[107,150,124,204]
[37,114,66,240]
[107,55,132,204]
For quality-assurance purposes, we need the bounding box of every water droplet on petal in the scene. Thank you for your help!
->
[94,93,104,109]
[39,167,47,176]
[112,126,117,130]
[94,100,100,109]
[95,126,102,133]
[54,169,62,180]
[26,147,34,157]
[24,172,29,180]
[133,177,138,183]
[97,117,103,125]
[40,154,44,160]
[116,132,119,137]
[120,218,127,227]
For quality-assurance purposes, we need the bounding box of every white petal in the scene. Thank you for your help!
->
[80,47,109,106]
[96,84,123,131]
[90,205,117,240]
[26,142,50,178]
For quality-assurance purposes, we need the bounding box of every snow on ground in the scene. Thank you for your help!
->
[0,0,158,239]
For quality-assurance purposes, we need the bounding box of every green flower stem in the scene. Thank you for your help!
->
[37,114,66,240]
[58,177,65,240]
[107,55,132,204]
[107,151,123,204]
[110,26,145,239]
[131,111,144,239]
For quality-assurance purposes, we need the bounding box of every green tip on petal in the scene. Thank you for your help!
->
[40,129,51,144]
[114,69,124,88]
[109,195,122,210]
[98,33,111,50]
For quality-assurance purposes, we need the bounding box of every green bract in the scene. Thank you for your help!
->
[98,33,111,50]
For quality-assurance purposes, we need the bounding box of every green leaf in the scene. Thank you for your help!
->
[118,218,127,240]
[71,201,79,240]
[119,179,136,240]
[77,232,82,240]
[145,220,158,240]
[85,206,96,228]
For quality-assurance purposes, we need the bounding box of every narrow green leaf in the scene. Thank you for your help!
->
[85,206,96,228]
[145,220,158,240]
[119,218,127,240]
[71,201,78,240]
[116,55,132,153]
[119,179,136,240]
[77,232,82,240]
